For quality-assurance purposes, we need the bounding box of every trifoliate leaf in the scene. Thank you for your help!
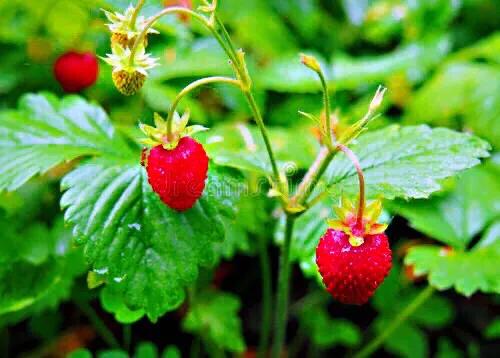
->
[182,291,246,353]
[405,221,500,296]
[61,161,242,321]
[0,93,131,191]
[325,125,490,200]
[388,165,500,249]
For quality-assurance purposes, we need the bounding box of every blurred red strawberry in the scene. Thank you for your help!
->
[53,51,99,93]
[164,0,192,23]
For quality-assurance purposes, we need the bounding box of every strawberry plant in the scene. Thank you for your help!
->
[0,0,499,357]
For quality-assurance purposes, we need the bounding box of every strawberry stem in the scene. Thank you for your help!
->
[336,144,365,227]
[165,76,241,137]
[129,0,145,31]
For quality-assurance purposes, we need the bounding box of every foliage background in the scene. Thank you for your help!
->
[0,0,499,357]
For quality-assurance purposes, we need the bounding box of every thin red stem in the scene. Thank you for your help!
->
[336,144,365,226]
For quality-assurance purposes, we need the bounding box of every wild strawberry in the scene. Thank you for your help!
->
[316,144,391,304]
[139,112,209,211]
[316,198,392,305]
[53,51,99,92]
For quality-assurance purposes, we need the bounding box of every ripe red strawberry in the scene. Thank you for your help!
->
[144,136,209,211]
[316,198,392,304]
[316,226,391,305]
[53,51,99,92]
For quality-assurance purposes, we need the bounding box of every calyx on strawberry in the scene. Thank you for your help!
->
[53,51,99,93]
[103,44,158,96]
[103,5,158,48]
[316,197,392,305]
[140,112,209,211]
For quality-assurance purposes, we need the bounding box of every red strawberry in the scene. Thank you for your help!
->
[144,136,209,211]
[53,51,99,92]
[163,0,192,23]
[316,196,392,305]
[316,225,392,305]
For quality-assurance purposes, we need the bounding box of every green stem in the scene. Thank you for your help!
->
[129,6,210,66]
[166,76,241,137]
[317,70,334,146]
[74,299,120,349]
[293,146,335,205]
[271,215,295,358]
[258,235,272,358]
[123,325,132,352]
[353,286,435,358]
[130,0,145,29]
[211,16,282,187]
[336,144,365,225]
[242,91,281,184]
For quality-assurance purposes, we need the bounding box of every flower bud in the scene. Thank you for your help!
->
[300,53,321,73]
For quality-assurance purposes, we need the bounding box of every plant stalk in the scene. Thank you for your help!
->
[74,299,120,349]
[336,144,365,225]
[165,76,241,136]
[258,235,272,358]
[271,215,295,358]
[353,286,435,358]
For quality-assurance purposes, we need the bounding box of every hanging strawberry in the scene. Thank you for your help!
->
[139,112,209,211]
[53,51,99,93]
[316,145,392,304]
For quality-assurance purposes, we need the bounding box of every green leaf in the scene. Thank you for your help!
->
[299,305,361,348]
[0,219,86,323]
[182,291,246,353]
[405,63,500,149]
[61,160,241,321]
[325,125,490,200]
[388,165,500,249]
[405,221,500,296]
[100,286,145,324]
[0,93,131,191]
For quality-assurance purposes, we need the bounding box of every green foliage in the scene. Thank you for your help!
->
[182,291,246,353]
[69,342,181,358]
[484,317,500,339]
[0,93,131,191]
[372,264,454,358]
[299,304,361,348]
[0,218,86,325]
[406,221,500,296]
[325,125,490,200]
[199,122,320,174]
[389,164,500,249]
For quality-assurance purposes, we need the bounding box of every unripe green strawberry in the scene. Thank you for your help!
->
[112,70,146,96]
